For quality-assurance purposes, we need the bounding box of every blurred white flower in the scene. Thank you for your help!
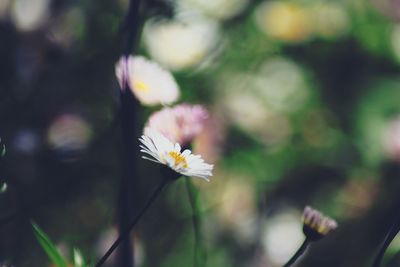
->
[257,57,309,113]
[47,113,92,153]
[311,3,350,39]
[139,129,213,180]
[143,18,220,71]
[216,178,257,243]
[0,0,11,19]
[176,0,249,20]
[222,86,271,132]
[218,69,298,146]
[254,1,313,43]
[11,0,50,31]
[262,210,304,265]
[144,104,208,146]
[115,56,180,105]
[224,91,292,146]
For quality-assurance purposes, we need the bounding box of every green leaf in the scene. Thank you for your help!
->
[31,222,68,267]
[0,182,7,193]
[73,248,86,267]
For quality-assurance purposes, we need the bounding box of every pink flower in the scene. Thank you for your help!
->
[144,104,208,146]
[302,206,337,240]
[115,56,130,91]
[193,113,225,163]
[383,116,400,162]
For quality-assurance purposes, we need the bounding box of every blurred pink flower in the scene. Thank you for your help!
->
[383,116,400,162]
[115,56,130,90]
[144,104,208,146]
[193,112,225,163]
[372,0,400,20]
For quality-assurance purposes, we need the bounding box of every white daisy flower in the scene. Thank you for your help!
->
[115,55,180,106]
[139,129,213,181]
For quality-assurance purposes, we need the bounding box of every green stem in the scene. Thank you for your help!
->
[372,222,400,267]
[185,178,206,267]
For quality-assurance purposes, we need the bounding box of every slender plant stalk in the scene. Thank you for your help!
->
[372,219,400,267]
[95,178,169,267]
[117,0,142,265]
[117,88,138,267]
[185,178,206,267]
[283,238,310,267]
[122,0,142,57]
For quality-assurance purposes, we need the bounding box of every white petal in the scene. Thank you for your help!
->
[142,156,163,164]
[139,129,213,180]
[181,149,191,157]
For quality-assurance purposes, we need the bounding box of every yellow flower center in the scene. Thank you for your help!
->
[168,151,188,168]
[133,80,149,92]
[317,224,328,235]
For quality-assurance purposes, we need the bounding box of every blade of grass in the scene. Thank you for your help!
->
[31,222,68,267]
[73,248,86,267]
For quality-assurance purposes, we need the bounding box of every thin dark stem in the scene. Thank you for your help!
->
[283,238,310,267]
[372,220,400,267]
[122,0,142,57]
[117,0,142,264]
[185,179,206,267]
[95,178,169,267]
[117,89,138,267]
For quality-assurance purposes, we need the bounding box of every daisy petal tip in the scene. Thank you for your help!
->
[197,176,210,182]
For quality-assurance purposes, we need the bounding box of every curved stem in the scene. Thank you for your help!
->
[95,178,169,267]
[185,178,206,267]
[283,238,310,267]
[372,220,400,267]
